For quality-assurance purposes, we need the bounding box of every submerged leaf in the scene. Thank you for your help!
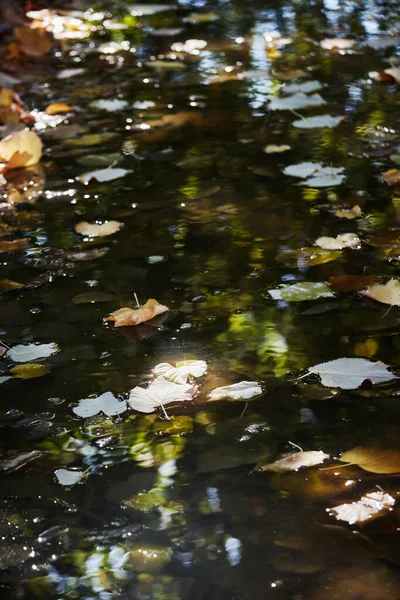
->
[269,282,334,302]
[73,392,127,418]
[306,358,397,389]
[208,381,262,401]
[75,221,122,238]
[106,299,169,327]
[153,360,207,384]
[328,491,395,525]
[360,278,400,306]
[339,447,400,474]
[128,377,196,413]
[259,450,330,472]
[276,247,342,267]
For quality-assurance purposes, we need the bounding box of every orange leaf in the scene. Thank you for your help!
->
[106,299,169,327]
[380,169,400,185]
[14,26,53,58]
[45,102,73,115]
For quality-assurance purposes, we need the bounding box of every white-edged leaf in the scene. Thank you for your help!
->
[128,377,196,413]
[55,468,85,486]
[269,282,334,302]
[306,358,398,389]
[208,381,262,401]
[320,38,356,50]
[73,392,127,418]
[269,93,326,111]
[283,80,322,94]
[315,233,360,250]
[328,491,395,525]
[292,115,344,129]
[90,99,129,111]
[260,450,330,472]
[7,343,59,363]
[264,144,291,154]
[75,221,122,237]
[77,167,131,184]
[152,360,207,384]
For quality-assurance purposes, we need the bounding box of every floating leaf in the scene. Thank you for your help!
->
[380,169,400,185]
[75,221,122,238]
[183,12,219,23]
[7,343,59,363]
[369,68,400,83]
[128,377,196,413]
[129,4,176,15]
[284,163,345,186]
[292,115,344,129]
[55,468,85,486]
[90,99,129,112]
[0,239,29,253]
[66,132,117,147]
[332,205,362,219]
[106,299,169,327]
[315,234,360,250]
[269,282,334,302]
[339,447,400,474]
[56,68,86,80]
[328,491,395,525]
[170,39,207,54]
[10,363,50,379]
[360,278,400,306]
[0,129,42,170]
[320,38,356,50]
[77,167,131,184]
[73,392,127,418]
[305,358,397,389]
[276,247,342,267]
[328,274,382,293]
[153,360,207,384]
[283,80,322,94]
[264,144,291,154]
[208,381,262,401]
[45,103,73,115]
[146,60,186,69]
[284,162,323,178]
[269,93,326,111]
[259,450,330,472]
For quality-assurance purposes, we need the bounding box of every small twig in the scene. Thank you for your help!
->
[290,109,305,119]
[134,292,140,308]
[288,441,303,452]
[0,341,12,351]
[319,462,355,471]
[238,402,248,419]
[159,403,170,420]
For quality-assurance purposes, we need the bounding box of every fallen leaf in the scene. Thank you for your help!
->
[292,115,344,129]
[264,144,291,154]
[171,39,207,54]
[106,298,169,327]
[380,169,400,185]
[305,358,397,389]
[360,278,400,306]
[152,360,207,384]
[14,26,53,58]
[0,130,42,170]
[284,162,323,178]
[75,221,122,237]
[269,93,326,111]
[73,392,127,418]
[276,247,342,267]
[45,102,72,115]
[77,167,131,184]
[90,99,129,112]
[269,281,334,302]
[283,80,322,94]
[369,68,400,83]
[208,381,262,401]
[183,11,219,23]
[10,363,50,379]
[320,38,356,50]
[339,447,400,474]
[0,239,29,253]
[258,450,330,472]
[56,68,86,80]
[332,205,362,219]
[128,376,196,413]
[328,274,382,293]
[315,233,360,250]
[328,491,395,525]
[76,153,122,168]
[7,343,58,363]
[0,279,23,292]
[55,468,85,486]
[0,450,42,472]
[284,163,345,187]
[130,4,176,15]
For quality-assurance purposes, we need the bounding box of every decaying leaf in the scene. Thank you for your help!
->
[380,169,400,185]
[268,282,334,302]
[106,298,169,327]
[75,221,122,237]
[315,233,360,250]
[128,376,196,413]
[339,447,400,474]
[305,358,397,389]
[328,274,382,293]
[258,450,330,472]
[0,129,42,170]
[153,360,207,384]
[360,278,400,306]
[0,239,29,253]
[208,381,262,401]
[328,491,395,525]
[73,391,127,418]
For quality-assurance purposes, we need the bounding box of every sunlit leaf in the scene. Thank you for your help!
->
[380,169,400,185]
[106,298,169,327]
[276,247,342,267]
[328,491,395,525]
[171,39,207,54]
[269,281,334,302]
[332,205,362,219]
[305,358,397,389]
[0,129,42,170]
[10,363,50,379]
[129,4,176,15]
[283,80,322,94]
[56,68,86,80]
[90,99,129,112]
[320,38,356,50]
[264,144,291,154]
[77,167,131,184]
[292,115,344,129]
[55,468,85,486]
[339,447,400,474]
[128,376,196,413]
[283,162,323,178]
[7,343,59,363]
[73,392,127,418]
[315,233,360,250]
[269,93,326,111]
[208,381,262,401]
[153,360,207,384]
[45,103,73,115]
[258,450,330,472]
[75,221,122,237]
[183,12,219,23]
[360,278,400,306]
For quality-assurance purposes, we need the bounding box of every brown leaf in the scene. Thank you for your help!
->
[45,102,73,115]
[340,447,400,473]
[332,205,362,219]
[380,169,400,185]
[14,26,54,58]
[0,279,23,292]
[0,239,28,253]
[328,274,382,293]
[106,299,169,327]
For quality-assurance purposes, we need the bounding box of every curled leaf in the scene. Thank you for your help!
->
[153,360,207,384]
[106,299,169,327]
[208,381,262,401]
[0,130,42,170]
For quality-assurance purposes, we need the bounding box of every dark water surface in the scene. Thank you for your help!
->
[2,0,400,598]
